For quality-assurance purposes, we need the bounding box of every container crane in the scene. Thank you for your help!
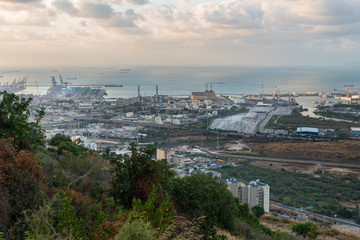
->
[344,85,354,104]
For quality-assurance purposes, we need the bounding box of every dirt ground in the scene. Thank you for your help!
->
[251,140,360,162]
[167,135,208,141]
[224,141,251,152]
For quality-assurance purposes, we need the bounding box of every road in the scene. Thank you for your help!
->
[196,147,360,168]
[271,201,360,228]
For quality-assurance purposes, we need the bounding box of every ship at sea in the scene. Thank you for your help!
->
[47,75,107,99]
[0,76,27,93]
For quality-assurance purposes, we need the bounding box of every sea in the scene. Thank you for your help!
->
[1,66,360,99]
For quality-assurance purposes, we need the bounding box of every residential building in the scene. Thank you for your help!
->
[225,178,270,213]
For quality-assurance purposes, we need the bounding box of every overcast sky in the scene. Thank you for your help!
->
[0,0,359,68]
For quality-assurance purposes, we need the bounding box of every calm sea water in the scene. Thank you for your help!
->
[1,66,360,98]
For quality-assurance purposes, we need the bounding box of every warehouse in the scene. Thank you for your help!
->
[351,127,360,136]
[296,127,319,136]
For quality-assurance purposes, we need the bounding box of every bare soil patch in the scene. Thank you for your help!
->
[251,161,360,178]
[224,141,251,152]
[252,140,360,162]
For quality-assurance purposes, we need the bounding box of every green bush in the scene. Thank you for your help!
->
[251,205,265,218]
[326,228,339,237]
[292,222,318,239]
[166,173,239,237]
[115,219,156,240]
[49,133,71,146]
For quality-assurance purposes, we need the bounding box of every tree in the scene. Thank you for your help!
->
[251,206,265,218]
[131,187,176,237]
[105,143,173,208]
[57,141,82,156]
[292,222,318,239]
[166,173,239,237]
[0,139,45,239]
[114,219,156,240]
[48,133,71,146]
[0,91,44,151]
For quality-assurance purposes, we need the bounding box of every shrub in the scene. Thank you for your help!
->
[251,205,265,218]
[49,133,71,146]
[326,228,339,237]
[114,219,156,240]
[292,222,318,239]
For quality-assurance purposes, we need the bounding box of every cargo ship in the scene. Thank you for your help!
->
[47,75,107,99]
[0,76,27,93]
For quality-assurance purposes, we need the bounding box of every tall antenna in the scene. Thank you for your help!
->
[322,141,325,176]
[36,80,40,95]
[137,85,141,102]
[156,85,159,102]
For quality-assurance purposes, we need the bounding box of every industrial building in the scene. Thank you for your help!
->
[225,178,270,213]
[351,127,360,136]
[296,127,319,136]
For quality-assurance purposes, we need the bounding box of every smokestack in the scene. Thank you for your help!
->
[156,85,159,102]
[138,85,141,102]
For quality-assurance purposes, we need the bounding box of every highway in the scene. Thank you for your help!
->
[196,147,360,169]
[271,201,360,228]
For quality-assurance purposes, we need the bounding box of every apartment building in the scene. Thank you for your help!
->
[225,178,270,213]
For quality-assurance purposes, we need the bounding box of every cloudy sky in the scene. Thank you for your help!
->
[0,0,359,68]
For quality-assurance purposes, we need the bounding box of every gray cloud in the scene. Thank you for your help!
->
[109,0,149,5]
[80,2,114,19]
[200,1,265,29]
[125,9,144,21]
[52,0,78,16]
[0,0,40,3]
[108,13,137,28]
[125,0,149,5]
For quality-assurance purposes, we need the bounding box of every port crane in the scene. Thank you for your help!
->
[267,85,280,99]
[344,85,354,104]
[26,75,124,89]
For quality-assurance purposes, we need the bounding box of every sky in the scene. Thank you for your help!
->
[0,0,359,68]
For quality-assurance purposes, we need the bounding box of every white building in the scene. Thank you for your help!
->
[225,179,270,213]
[71,136,98,151]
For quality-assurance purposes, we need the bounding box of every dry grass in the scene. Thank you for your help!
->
[173,215,204,240]
[261,214,360,240]
[217,230,245,240]
[252,140,360,162]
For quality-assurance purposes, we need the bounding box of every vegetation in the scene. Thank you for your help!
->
[218,163,360,220]
[291,222,318,239]
[0,91,44,150]
[166,173,240,237]
[315,110,360,122]
[0,139,45,238]
[48,133,72,146]
[1,92,359,240]
[104,144,173,208]
[266,110,360,130]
